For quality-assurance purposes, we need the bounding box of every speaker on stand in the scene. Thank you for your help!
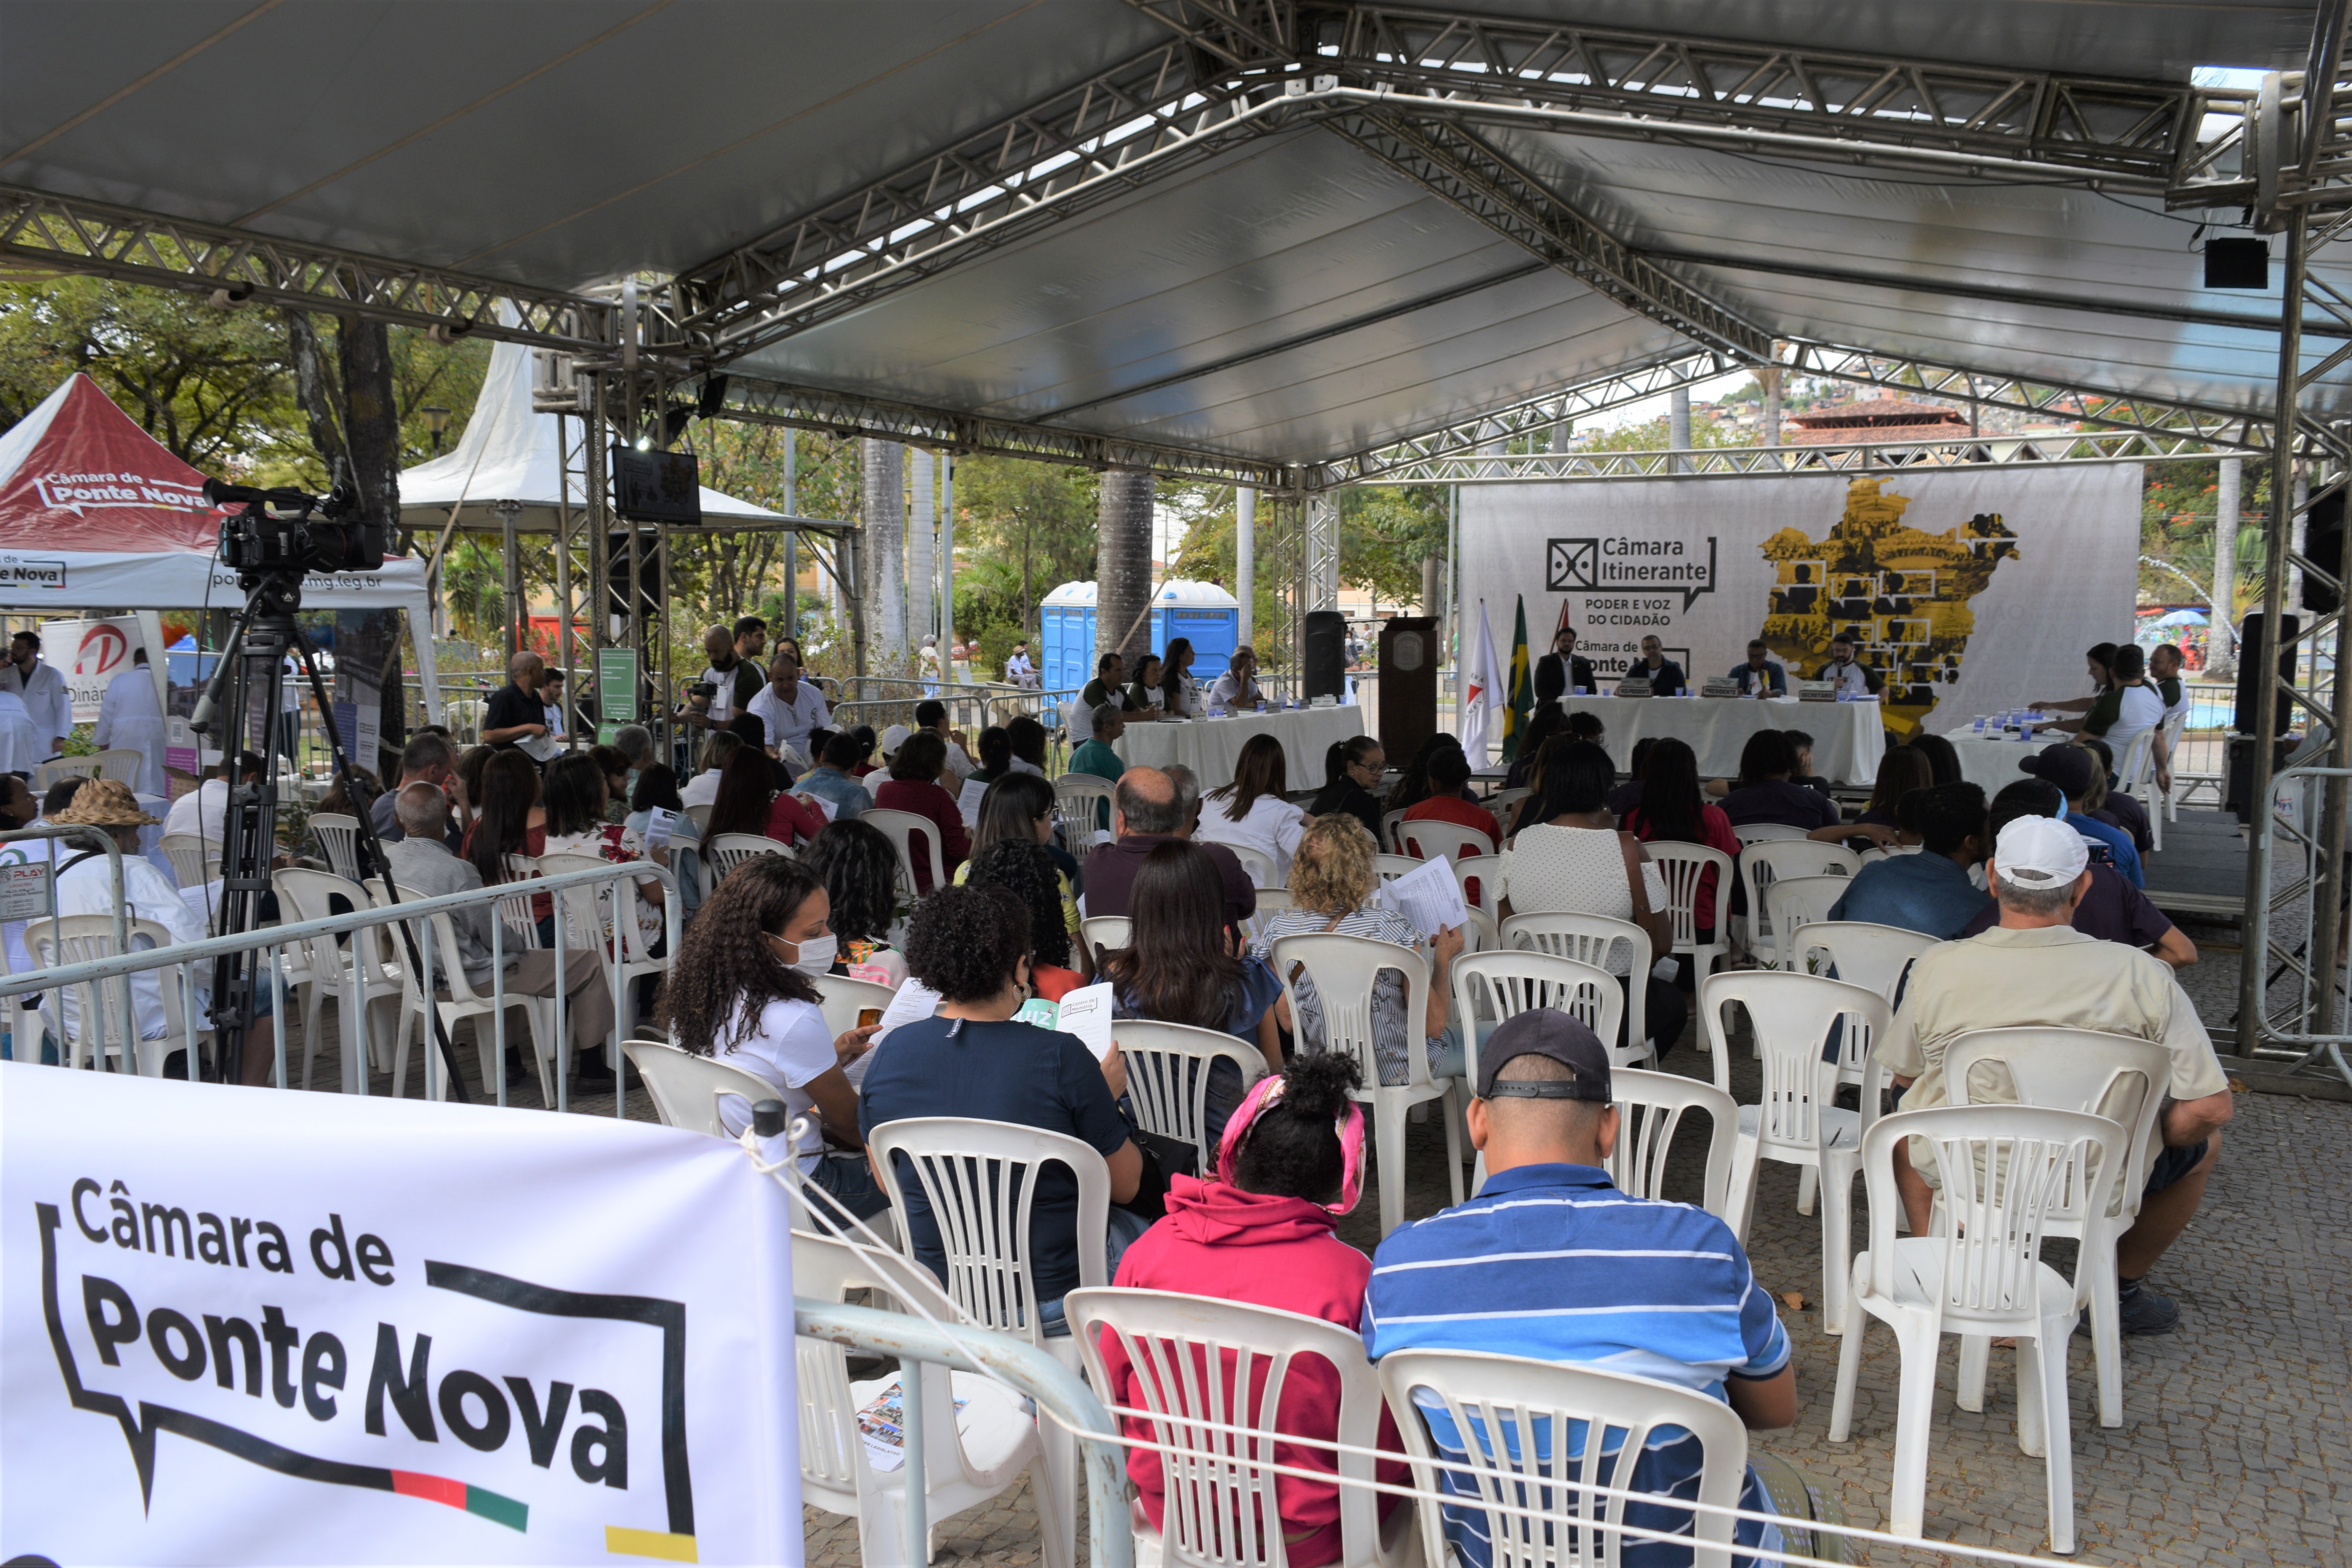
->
[1303,610,1347,702]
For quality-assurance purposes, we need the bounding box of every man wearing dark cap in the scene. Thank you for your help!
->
[1362,1012,1796,1568]
[2020,741,2143,888]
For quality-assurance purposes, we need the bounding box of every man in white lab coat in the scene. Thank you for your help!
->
[1,631,72,759]
[94,647,169,795]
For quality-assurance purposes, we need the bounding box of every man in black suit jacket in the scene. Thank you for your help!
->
[1533,625,1597,703]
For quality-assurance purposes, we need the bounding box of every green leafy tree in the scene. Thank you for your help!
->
[952,456,1100,637]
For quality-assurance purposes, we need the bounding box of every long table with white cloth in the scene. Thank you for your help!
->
[1946,733,2057,797]
[1112,704,1366,790]
[1557,693,1887,784]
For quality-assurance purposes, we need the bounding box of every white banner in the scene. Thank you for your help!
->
[0,1066,802,1566]
[1460,468,2141,737]
[45,615,149,724]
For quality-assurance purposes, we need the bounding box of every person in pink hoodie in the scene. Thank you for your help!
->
[1097,1054,1406,1567]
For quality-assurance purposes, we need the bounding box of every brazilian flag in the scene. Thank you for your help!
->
[1501,595,1534,761]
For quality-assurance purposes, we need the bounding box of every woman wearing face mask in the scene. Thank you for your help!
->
[661,854,887,1229]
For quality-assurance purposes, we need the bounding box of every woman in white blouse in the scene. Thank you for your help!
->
[1160,637,1202,717]
[1194,734,1307,880]
[1498,739,1686,1055]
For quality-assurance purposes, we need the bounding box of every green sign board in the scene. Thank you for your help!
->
[598,647,639,723]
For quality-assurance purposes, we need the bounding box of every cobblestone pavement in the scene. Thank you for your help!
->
[297,983,2350,1566]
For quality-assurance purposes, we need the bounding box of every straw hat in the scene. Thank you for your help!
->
[49,778,160,828]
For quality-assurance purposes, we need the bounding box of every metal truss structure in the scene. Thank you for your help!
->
[0,184,610,352]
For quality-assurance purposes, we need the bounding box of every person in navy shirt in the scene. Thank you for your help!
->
[1828,782,1991,938]
[2018,742,2143,888]
[1725,641,1788,696]
[1628,634,1687,696]
[1362,1013,1795,1568]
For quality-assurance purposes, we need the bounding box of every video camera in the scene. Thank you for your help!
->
[203,476,386,577]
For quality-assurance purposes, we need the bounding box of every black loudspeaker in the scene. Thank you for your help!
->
[2204,237,2270,289]
[2233,611,2299,735]
[1303,611,1347,701]
[2301,490,2345,613]
[1377,616,1439,762]
[2225,735,2300,823]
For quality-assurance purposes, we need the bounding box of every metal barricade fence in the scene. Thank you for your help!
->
[2246,762,2352,1087]
[762,1135,2096,1568]
[0,858,679,1110]
[0,824,136,1068]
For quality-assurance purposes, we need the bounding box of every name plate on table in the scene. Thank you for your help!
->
[1798,681,1838,702]
[1699,677,1740,699]
[1612,679,1654,698]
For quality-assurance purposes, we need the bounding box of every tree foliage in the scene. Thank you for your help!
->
[950,456,1100,637]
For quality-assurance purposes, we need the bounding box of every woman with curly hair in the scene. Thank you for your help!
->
[799,819,909,987]
[1246,813,1463,1088]
[953,773,1082,962]
[964,835,1087,993]
[858,882,1150,1314]
[661,853,886,1228]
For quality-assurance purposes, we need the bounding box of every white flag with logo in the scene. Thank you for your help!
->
[1461,601,1503,764]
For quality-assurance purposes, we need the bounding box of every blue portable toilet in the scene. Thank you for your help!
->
[1036,579,1240,688]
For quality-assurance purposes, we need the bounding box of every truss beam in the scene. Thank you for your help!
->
[0,184,611,352]
[1325,110,1772,359]
[715,375,1296,491]
[665,42,1294,361]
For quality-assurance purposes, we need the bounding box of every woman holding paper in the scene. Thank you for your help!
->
[621,764,704,921]
[1245,814,1464,1089]
[1497,740,1686,1057]
[663,854,888,1230]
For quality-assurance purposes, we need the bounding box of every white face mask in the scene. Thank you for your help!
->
[786,933,837,975]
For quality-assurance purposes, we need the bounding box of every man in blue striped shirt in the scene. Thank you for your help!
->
[1362,1013,1796,1568]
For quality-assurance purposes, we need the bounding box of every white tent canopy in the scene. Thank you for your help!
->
[400,340,786,531]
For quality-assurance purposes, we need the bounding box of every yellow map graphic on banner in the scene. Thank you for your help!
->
[1759,477,2021,738]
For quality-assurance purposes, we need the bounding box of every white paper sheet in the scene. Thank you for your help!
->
[1383,855,1469,940]
[875,978,943,1042]
[1051,982,1116,1060]
[641,806,680,849]
[957,776,989,825]
[803,791,840,822]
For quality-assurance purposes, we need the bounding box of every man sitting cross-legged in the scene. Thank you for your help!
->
[1362,1011,1796,1568]
[1873,812,2232,1334]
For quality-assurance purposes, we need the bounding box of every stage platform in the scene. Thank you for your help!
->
[2142,807,2300,924]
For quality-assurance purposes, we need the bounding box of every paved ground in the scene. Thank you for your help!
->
[296,956,2350,1568]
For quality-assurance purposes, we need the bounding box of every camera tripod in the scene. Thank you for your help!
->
[194,572,468,1098]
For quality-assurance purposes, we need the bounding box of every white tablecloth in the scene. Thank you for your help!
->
[1558,695,1887,784]
[1113,706,1366,791]
[1947,734,2053,797]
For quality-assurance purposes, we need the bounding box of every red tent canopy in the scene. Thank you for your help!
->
[0,372,220,552]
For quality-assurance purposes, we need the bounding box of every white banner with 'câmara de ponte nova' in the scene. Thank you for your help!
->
[1459,467,2141,737]
[0,1064,801,1566]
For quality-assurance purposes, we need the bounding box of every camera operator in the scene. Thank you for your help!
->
[682,619,766,735]
[482,651,559,760]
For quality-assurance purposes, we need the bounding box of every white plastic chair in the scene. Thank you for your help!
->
[542,849,667,1042]
[1380,1349,1750,1568]
[160,831,218,888]
[367,877,560,1103]
[865,807,948,897]
[1079,915,1132,967]
[1452,947,1624,1069]
[866,1116,1109,1568]
[1500,911,1650,1062]
[1446,852,1497,919]
[1766,876,1849,969]
[30,914,204,1077]
[797,1227,1060,1568]
[1267,931,1463,1237]
[622,1036,780,1136]
[1379,808,1405,852]
[705,831,787,884]
[1734,840,1857,962]
[1791,921,1938,1004]
[1945,1028,2173,1428]
[90,748,148,786]
[1371,853,1420,885]
[1396,817,1496,866]
[1487,785,1531,820]
[1052,772,1115,848]
[1830,1106,2125,1555]
[1641,841,1733,985]
[1110,1019,1270,1173]
[1608,1067,1740,1220]
[683,802,713,833]
[272,867,388,1091]
[2115,727,2161,852]
[32,756,104,790]
[811,971,897,1042]
[309,811,365,882]
[1070,1288,1414,1568]
[1222,842,1278,889]
[1732,822,1806,847]
[1700,969,1890,1333]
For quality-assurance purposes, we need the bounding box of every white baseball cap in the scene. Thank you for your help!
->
[879,724,911,755]
[1993,814,2088,889]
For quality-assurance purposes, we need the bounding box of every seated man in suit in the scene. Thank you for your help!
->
[1533,624,1597,702]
